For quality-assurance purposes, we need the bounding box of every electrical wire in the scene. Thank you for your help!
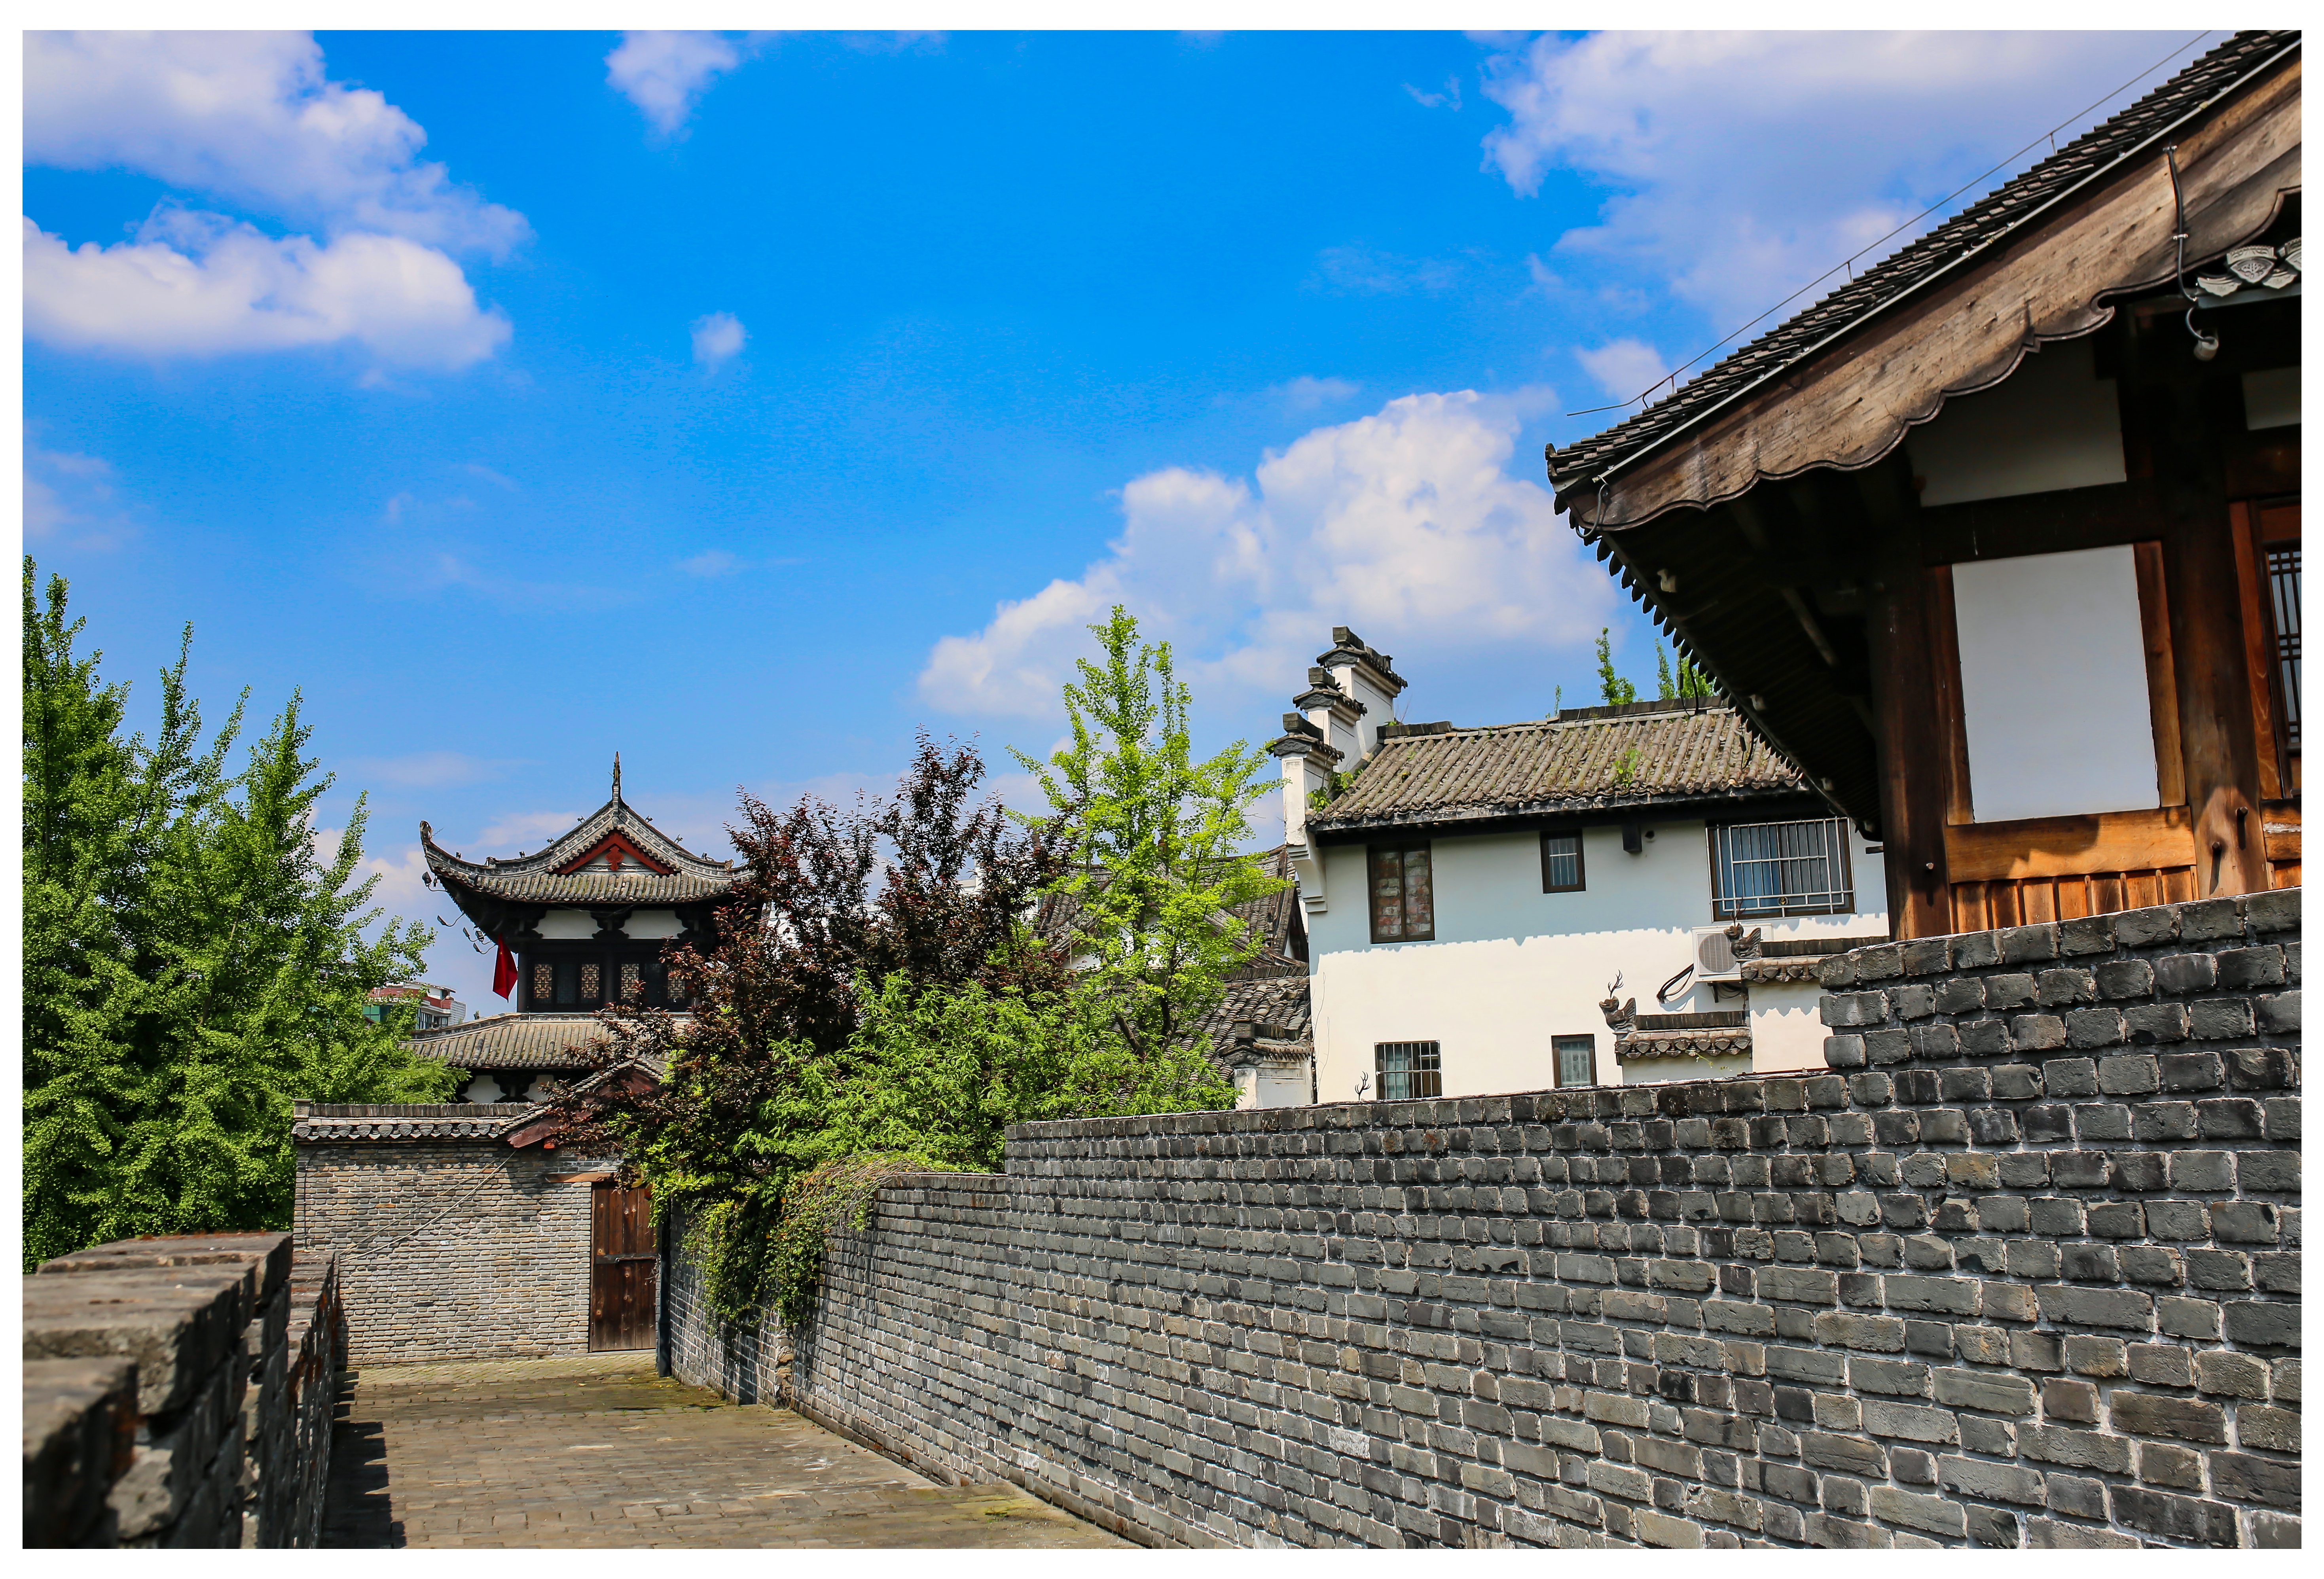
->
[1564,30,2217,418]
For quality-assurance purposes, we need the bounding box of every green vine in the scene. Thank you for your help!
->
[765,1152,965,1327]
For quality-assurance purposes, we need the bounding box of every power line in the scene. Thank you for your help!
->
[1565,30,2216,419]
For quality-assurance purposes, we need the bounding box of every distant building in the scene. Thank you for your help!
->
[406,755,749,1103]
[364,983,465,1031]
[1272,628,1889,1101]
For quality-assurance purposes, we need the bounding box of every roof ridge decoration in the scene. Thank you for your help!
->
[419,763,745,909]
[1547,30,2302,529]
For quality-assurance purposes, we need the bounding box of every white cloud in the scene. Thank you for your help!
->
[679,549,740,577]
[25,442,136,549]
[919,388,1613,720]
[1404,75,1463,110]
[1575,338,1672,404]
[608,31,749,136]
[691,310,747,369]
[23,212,512,369]
[24,30,525,255]
[1273,375,1362,414]
[1310,244,1462,296]
[1480,31,2214,329]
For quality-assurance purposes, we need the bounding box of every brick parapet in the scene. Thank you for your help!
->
[22,1233,342,1549]
[667,893,2299,1550]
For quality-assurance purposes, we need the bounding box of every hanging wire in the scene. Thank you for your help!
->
[1562,30,2216,419]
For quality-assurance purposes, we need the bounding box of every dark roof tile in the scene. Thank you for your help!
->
[1308,702,1802,834]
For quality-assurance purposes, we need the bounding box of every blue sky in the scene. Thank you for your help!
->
[23,28,2215,1006]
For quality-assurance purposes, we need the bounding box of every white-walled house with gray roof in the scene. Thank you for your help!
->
[1270,630,1889,1103]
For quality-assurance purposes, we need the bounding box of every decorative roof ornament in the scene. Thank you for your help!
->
[612,751,623,803]
[2194,237,2300,299]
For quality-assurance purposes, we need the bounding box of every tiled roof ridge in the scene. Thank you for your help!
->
[1548,30,2300,493]
[1309,702,1806,831]
[421,793,734,885]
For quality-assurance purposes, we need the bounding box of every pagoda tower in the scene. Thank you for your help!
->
[407,755,747,1102]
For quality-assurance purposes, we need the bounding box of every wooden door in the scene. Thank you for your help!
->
[589,1182,656,1352]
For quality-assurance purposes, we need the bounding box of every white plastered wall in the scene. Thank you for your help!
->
[1306,820,1888,1101]
[1906,335,2126,507]
[1748,981,1833,1074]
[533,909,597,939]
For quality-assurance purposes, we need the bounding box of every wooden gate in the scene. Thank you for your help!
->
[589,1182,657,1352]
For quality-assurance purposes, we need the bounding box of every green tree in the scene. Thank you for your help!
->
[1011,606,1285,1065]
[1654,644,1714,701]
[556,729,1234,1325]
[23,561,455,1266]
[1595,628,1638,705]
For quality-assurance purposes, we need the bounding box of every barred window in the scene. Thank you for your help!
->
[1541,831,1585,893]
[1711,817,1854,919]
[1553,1034,1596,1089]
[1374,1041,1442,1101]
[1369,843,1435,943]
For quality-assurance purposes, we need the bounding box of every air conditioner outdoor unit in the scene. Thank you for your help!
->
[1693,925,1744,983]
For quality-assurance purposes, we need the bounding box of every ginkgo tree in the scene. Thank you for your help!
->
[22,560,455,1267]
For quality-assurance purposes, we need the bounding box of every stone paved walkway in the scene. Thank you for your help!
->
[320,1353,1130,1549]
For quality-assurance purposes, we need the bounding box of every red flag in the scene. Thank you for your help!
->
[493,937,519,1000]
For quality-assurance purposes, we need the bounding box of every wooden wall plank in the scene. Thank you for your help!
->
[2227,502,2282,800]
[2133,540,2189,808]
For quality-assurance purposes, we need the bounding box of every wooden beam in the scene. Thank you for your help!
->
[2227,501,2283,800]
[1924,565,1976,827]
[1944,805,2199,882]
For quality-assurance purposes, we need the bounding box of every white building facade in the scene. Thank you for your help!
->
[1270,631,1888,1103]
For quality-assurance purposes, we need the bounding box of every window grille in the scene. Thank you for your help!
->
[1374,1041,1442,1101]
[531,962,553,1005]
[1368,843,1435,943]
[1711,817,1854,919]
[620,962,643,1002]
[1541,831,1585,893]
[1553,1035,1596,1089]
[2268,543,2299,750]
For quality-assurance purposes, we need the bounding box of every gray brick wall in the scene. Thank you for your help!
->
[666,892,2301,1549]
[294,1142,597,1363]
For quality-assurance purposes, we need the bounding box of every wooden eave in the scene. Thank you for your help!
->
[1542,41,2301,834]
[1551,42,2300,530]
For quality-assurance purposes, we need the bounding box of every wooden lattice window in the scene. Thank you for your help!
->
[2268,542,2299,751]
[531,962,553,1005]
[1368,843,1435,943]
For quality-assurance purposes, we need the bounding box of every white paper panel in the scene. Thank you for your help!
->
[1952,544,2160,825]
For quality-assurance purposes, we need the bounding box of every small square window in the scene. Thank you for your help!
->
[1369,843,1435,943]
[1375,1041,1442,1101]
[1553,1035,1596,1089]
[1541,831,1586,893]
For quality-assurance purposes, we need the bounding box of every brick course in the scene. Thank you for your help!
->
[668,893,2301,1549]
